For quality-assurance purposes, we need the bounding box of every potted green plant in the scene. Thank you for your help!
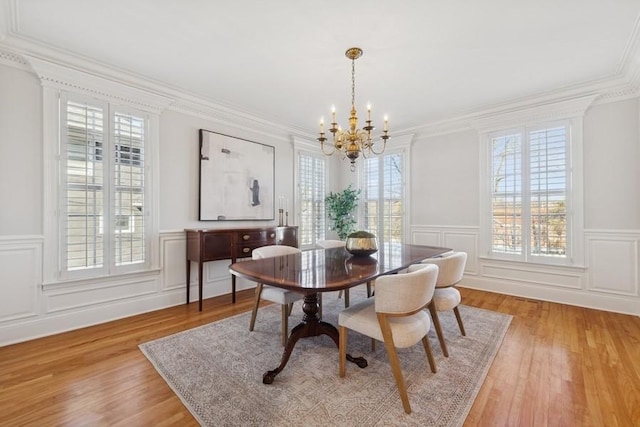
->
[325,185,361,240]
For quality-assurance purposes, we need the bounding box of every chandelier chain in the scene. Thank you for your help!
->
[351,58,356,108]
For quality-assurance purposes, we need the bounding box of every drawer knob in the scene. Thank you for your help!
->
[243,234,250,241]
[269,233,275,238]
[243,247,250,253]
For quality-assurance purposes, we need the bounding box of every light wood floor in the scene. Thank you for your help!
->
[1,288,639,426]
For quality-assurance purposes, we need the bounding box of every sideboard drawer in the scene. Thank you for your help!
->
[234,243,266,258]
[238,230,276,243]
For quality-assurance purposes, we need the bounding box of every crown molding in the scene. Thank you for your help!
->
[25,54,174,114]
[410,78,639,141]
[469,94,599,133]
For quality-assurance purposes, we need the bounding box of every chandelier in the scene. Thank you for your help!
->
[317,47,389,171]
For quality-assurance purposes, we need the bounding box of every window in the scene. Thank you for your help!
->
[297,151,326,248]
[487,121,572,263]
[362,151,405,246]
[60,95,148,277]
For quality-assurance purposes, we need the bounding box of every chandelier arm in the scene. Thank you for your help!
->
[319,140,336,156]
[368,139,388,155]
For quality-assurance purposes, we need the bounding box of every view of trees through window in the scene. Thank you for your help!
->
[491,125,567,257]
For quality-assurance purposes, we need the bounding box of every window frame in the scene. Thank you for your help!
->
[57,92,152,280]
[480,117,585,267]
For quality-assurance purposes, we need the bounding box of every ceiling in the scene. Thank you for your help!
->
[2,0,640,136]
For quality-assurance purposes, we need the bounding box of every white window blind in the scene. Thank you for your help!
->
[298,152,326,247]
[61,96,148,277]
[489,123,568,260]
[363,152,404,245]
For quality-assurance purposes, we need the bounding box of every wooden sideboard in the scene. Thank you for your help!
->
[185,226,298,311]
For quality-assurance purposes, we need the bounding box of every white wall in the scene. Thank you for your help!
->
[410,129,479,226]
[0,62,42,235]
[584,98,640,229]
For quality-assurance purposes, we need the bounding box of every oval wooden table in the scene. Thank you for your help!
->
[229,243,451,384]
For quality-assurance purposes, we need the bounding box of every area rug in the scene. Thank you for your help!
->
[139,289,511,426]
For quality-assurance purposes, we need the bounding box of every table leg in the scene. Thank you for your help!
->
[232,275,236,304]
[198,261,204,312]
[262,293,367,384]
[186,259,191,305]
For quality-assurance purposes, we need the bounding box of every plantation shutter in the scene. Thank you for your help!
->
[490,133,523,255]
[363,151,405,245]
[529,125,567,256]
[298,152,326,247]
[62,99,107,272]
[113,111,146,266]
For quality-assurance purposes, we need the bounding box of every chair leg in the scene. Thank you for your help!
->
[378,313,412,414]
[366,281,372,298]
[339,326,347,377]
[318,293,323,319]
[428,301,449,357]
[249,283,263,331]
[338,290,343,299]
[344,289,350,308]
[421,336,437,373]
[281,304,288,346]
[453,306,466,336]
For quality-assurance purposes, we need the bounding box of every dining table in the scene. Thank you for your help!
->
[228,243,451,384]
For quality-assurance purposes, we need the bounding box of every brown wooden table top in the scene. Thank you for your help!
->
[229,243,451,294]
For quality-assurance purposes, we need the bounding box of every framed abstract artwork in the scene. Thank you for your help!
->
[199,129,275,221]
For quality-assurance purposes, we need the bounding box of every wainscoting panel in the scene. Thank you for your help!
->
[586,231,639,296]
[0,237,42,322]
[161,231,187,292]
[45,277,159,313]
[481,262,584,289]
[410,229,441,246]
[411,226,479,274]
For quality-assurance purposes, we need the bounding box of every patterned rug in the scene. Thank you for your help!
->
[139,289,511,426]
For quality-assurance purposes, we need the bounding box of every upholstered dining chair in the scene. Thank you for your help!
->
[249,245,303,346]
[316,239,373,308]
[421,251,467,358]
[338,263,439,414]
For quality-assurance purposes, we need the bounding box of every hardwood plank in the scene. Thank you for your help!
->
[0,288,639,426]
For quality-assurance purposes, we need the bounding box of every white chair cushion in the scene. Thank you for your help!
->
[260,285,303,305]
[339,298,432,348]
[432,287,461,311]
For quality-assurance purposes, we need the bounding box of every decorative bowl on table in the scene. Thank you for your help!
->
[345,231,378,256]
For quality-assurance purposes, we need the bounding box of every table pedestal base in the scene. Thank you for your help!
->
[263,293,367,384]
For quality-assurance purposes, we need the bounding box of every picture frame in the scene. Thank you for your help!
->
[199,129,275,221]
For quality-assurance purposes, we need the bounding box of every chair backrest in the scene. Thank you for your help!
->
[316,239,345,249]
[252,245,301,259]
[421,251,467,287]
[374,263,439,315]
